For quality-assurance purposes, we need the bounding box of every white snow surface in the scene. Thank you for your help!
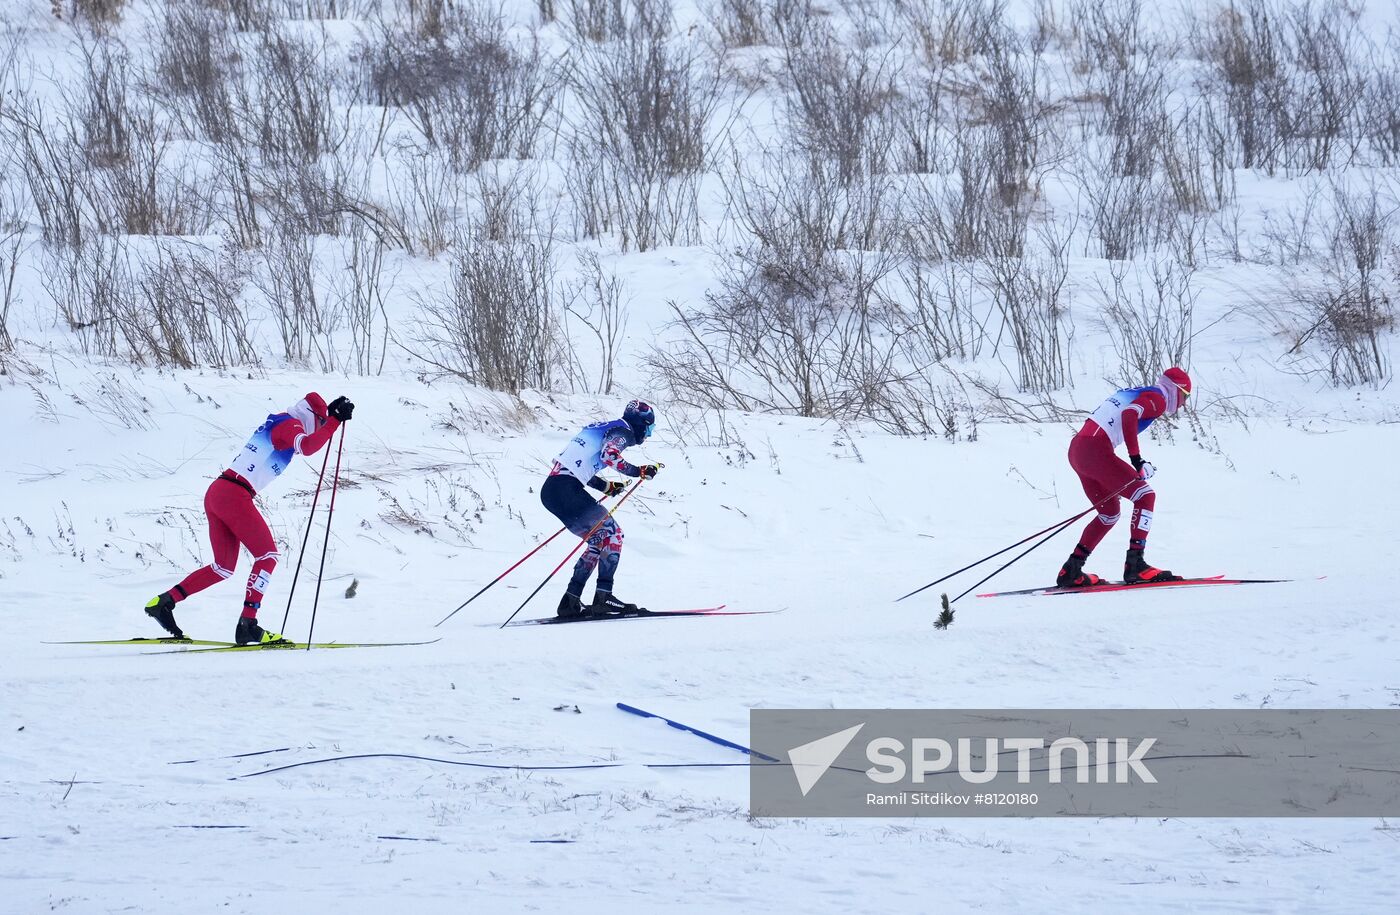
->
[2,370,1399,913]
[2,0,1400,910]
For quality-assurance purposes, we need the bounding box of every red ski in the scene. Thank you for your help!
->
[498,605,784,627]
[976,576,1296,598]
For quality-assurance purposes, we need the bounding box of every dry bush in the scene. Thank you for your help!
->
[1077,163,1176,260]
[254,223,341,369]
[244,28,348,169]
[903,127,1030,260]
[383,143,462,256]
[122,241,257,368]
[710,0,775,49]
[977,223,1072,393]
[58,0,129,31]
[412,222,563,392]
[1094,258,1197,383]
[203,0,275,31]
[777,17,900,182]
[880,256,987,361]
[564,248,628,394]
[6,95,94,249]
[39,233,131,357]
[0,186,23,356]
[279,0,381,17]
[1196,0,1366,173]
[334,224,395,375]
[899,0,1009,66]
[363,6,560,172]
[152,3,240,145]
[564,2,723,250]
[1265,183,1396,385]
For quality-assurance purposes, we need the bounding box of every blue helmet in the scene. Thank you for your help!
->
[623,399,655,442]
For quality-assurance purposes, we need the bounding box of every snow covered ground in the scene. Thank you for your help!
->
[3,368,1399,912]
[4,0,1400,910]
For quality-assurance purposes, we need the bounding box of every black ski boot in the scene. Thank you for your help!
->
[557,593,586,619]
[144,592,186,639]
[235,613,287,646]
[1124,548,1182,585]
[1056,554,1104,589]
[591,591,644,615]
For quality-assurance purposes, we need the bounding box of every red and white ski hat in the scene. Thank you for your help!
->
[289,392,328,431]
[1158,367,1192,412]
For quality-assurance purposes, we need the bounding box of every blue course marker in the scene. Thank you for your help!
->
[616,703,780,762]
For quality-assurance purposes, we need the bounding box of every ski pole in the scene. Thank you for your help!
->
[895,478,1137,603]
[305,424,347,650]
[434,490,611,629]
[498,478,646,629]
[946,513,1082,606]
[280,441,334,632]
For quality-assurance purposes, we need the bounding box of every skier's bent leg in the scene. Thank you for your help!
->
[1127,481,1156,549]
[594,523,624,593]
[169,482,241,601]
[567,518,618,596]
[221,487,279,618]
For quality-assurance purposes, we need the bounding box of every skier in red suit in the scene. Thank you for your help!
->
[1057,367,1192,587]
[144,392,355,644]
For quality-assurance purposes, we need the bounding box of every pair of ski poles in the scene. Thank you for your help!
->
[896,478,1137,609]
[280,425,348,649]
[435,477,647,630]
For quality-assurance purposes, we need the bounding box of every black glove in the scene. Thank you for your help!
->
[639,464,661,480]
[1129,454,1155,480]
[328,396,354,421]
[602,480,626,496]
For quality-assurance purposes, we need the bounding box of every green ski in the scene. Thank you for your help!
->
[145,638,442,655]
[45,637,236,647]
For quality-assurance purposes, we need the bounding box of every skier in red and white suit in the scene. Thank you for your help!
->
[144,392,354,644]
[1056,367,1192,587]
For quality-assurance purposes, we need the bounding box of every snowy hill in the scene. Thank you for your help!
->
[2,0,1400,912]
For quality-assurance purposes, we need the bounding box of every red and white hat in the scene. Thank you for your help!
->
[1158,367,1192,413]
[289,392,328,431]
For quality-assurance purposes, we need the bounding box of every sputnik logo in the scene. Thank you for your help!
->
[788,723,865,796]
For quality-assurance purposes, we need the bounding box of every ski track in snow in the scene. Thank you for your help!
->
[2,375,1398,913]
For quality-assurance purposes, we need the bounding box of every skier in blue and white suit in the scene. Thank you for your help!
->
[541,400,661,618]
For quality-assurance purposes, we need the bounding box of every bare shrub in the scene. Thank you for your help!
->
[879,254,987,361]
[412,222,563,392]
[564,249,628,394]
[334,224,394,375]
[1265,183,1396,385]
[1360,39,1400,166]
[121,241,256,368]
[649,248,901,419]
[254,223,340,369]
[710,0,774,49]
[723,148,901,257]
[152,3,240,145]
[39,233,131,356]
[904,127,1029,259]
[566,0,630,42]
[977,223,1072,392]
[1094,258,1197,383]
[59,0,129,31]
[564,4,723,250]
[0,188,24,355]
[899,0,1008,66]
[778,17,900,182]
[7,96,95,248]
[245,28,347,169]
[279,0,381,18]
[363,7,560,172]
[1196,0,1366,173]
[384,143,462,256]
[203,0,274,32]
